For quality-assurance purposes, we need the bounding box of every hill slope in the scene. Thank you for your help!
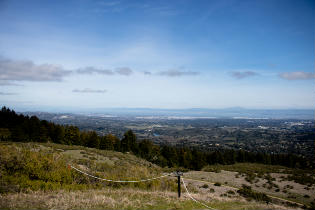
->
[1,141,312,210]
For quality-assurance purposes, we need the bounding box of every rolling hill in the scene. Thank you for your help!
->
[1,141,313,210]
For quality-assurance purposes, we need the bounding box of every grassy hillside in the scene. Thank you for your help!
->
[0,141,313,210]
[187,163,314,207]
[0,141,175,193]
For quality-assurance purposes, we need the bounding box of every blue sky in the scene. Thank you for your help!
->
[0,0,314,110]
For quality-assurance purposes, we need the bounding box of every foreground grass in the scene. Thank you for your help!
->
[0,188,294,210]
[0,142,309,209]
[0,141,176,193]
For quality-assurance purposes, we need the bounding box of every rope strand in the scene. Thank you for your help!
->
[70,165,172,183]
[70,165,216,210]
[181,177,217,210]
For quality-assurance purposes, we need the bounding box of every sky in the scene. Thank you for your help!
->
[0,0,314,111]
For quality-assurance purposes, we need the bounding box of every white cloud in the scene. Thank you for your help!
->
[158,69,199,77]
[0,92,17,95]
[77,66,114,75]
[72,88,107,93]
[115,67,133,76]
[0,57,71,82]
[230,71,258,79]
[76,66,133,76]
[279,71,315,80]
[0,81,22,86]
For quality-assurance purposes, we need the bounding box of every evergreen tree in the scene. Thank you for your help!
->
[86,131,100,149]
[121,130,137,153]
[64,126,80,145]
[100,134,119,150]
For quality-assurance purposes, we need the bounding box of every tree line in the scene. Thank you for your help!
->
[0,106,312,170]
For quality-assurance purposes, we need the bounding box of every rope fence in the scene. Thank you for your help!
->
[181,177,217,210]
[70,164,173,183]
[69,164,217,210]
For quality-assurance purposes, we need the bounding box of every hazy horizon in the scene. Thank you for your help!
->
[8,106,313,120]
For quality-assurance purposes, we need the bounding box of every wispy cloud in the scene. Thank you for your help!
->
[0,57,71,82]
[0,81,22,86]
[115,67,133,75]
[92,1,125,14]
[98,1,121,7]
[72,88,107,93]
[76,66,133,76]
[143,71,151,75]
[77,66,114,75]
[94,1,178,16]
[149,5,179,16]
[230,71,258,79]
[0,92,17,95]
[158,69,199,77]
[278,71,315,80]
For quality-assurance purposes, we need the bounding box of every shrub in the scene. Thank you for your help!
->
[245,172,256,183]
[287,173,315,186]
[202,165,221,173]
[201,184,209,189]
[237,185,271,203]
[227,190,235,195]
[0,145,77,193]
[214,182,221,186]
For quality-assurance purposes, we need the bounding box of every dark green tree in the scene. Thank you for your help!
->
[64,126,80,145]
[86,131,100,149]
[121,130,137,153]
[100,134,119,150]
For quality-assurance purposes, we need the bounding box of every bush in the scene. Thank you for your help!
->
[202,165,221,173]
[209,188,215,193]
[0,145,75,193]
[227,190,235,195]
[245,172,256,183]
[237,185,271,203]
[287,173,315,186]
[201,184,209,188]
[214,182,221,186]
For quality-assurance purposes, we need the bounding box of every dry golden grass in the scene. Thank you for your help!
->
[185,170,314,207]
[0,142,309,209]
[0,188,301,210]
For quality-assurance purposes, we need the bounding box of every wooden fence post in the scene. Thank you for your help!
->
[175,171,183,198]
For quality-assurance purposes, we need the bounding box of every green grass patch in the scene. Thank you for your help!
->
[0,142,176,194]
